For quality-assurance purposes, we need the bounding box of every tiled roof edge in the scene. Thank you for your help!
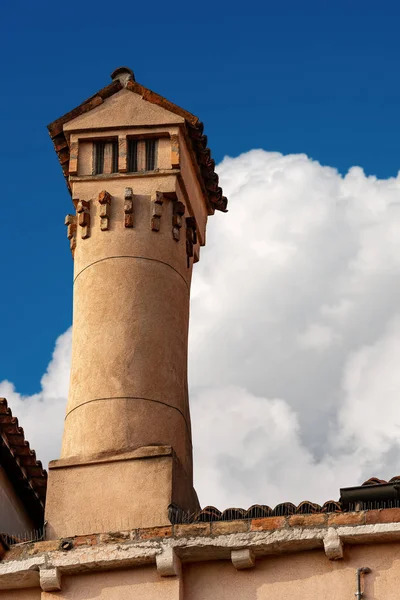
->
[0,398,47,512]
[4,506,400,563]
[362,476,400,486]
[47,78,227,214]
[169,500,342,524]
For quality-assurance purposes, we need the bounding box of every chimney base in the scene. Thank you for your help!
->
[44,446,199,540]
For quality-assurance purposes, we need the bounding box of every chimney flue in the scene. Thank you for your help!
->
[44,69,226,540]
[110,66,135,85]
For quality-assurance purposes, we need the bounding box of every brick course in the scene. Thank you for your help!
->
[288,514,327,528]
[250,517,286,531]
[174,523,211,538]
[5,508,400,563]
[211,520,249,536]
[365,508,400,524]
[138,526,172,540]
[327,512,365,527]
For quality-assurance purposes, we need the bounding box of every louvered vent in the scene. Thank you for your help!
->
[93,141,105,175]
[128,140,138,172]
[145,139,157,171]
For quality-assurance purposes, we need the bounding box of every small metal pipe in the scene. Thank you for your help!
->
[355,567,371,599]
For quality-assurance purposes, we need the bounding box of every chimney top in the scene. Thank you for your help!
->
[110,66,135,86]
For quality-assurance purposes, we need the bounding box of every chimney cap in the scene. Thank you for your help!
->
[110,67,135,85]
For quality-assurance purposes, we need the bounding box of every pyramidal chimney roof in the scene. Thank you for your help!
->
[47,67,228,214]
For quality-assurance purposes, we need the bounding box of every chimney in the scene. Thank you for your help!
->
[44,69,227,539]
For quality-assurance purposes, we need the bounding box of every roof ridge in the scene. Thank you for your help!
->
[47,74,227,214]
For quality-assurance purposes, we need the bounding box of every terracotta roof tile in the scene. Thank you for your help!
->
[169,500,343,524]
[176,477,400,525]
[47,75,227,215]
[362,476,400,486]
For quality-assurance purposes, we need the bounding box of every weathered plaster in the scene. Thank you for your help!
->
[4,521,400,591]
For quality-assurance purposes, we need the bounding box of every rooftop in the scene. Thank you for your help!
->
[0,397,47,529]
[47,67,228,214]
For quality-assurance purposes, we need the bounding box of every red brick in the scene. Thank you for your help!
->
[28,540,60,555]
[138,526,172,540]
[365,508,400,525]
[2,545,27,561]
[74,535,97,547]
[211,520,249,536]
[288,514,327,528]
[328,512,365,527]
[250,517,286,531]
[174,523,211,538]
[99,531,130,544]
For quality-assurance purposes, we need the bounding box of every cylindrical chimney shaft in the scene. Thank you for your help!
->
[62,182,194,481]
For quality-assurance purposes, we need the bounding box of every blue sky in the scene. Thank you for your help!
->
[1,0,400,395]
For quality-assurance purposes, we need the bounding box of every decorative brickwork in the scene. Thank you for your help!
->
[98,190,112,231]
[124,187,134,227]
[76,199,91,239]
[172,201,185,241]
[47,75,228,213]
[151,192,163,231]
[64,214,77,254]
[185,216,197,267]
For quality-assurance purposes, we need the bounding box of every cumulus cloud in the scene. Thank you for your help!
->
[3,149,400,510]
[190,150,400,507]
[0,329,71,465]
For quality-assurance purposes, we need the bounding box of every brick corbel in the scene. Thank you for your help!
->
[172,201,185,241]
[98,190,112,231]
[76,199,91,239]
[65,214,77,255]
[151,192,164,231]
[124,187,134,227]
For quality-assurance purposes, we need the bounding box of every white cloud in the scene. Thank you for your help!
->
[0,329,71,466]
[4,149,400,511]
[297,323,340,351]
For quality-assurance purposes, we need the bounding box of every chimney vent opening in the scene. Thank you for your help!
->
[110,67,135,86]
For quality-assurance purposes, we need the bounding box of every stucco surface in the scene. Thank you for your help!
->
[64,89,185,131]
[62,187,193,475]
[185,543,400,600]
[71,177,192,277]
[45,452,176,538]
[0,590,39,599]
[5,515,400,597]
[41,567,179,600]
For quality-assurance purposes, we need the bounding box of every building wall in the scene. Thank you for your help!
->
[185,543,400,600]
[41,567,179,600]
[0,467,34,535]
[34,542,400,599]
[0,590,39,599]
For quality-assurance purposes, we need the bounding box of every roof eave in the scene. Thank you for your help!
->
[47,77,228,213]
